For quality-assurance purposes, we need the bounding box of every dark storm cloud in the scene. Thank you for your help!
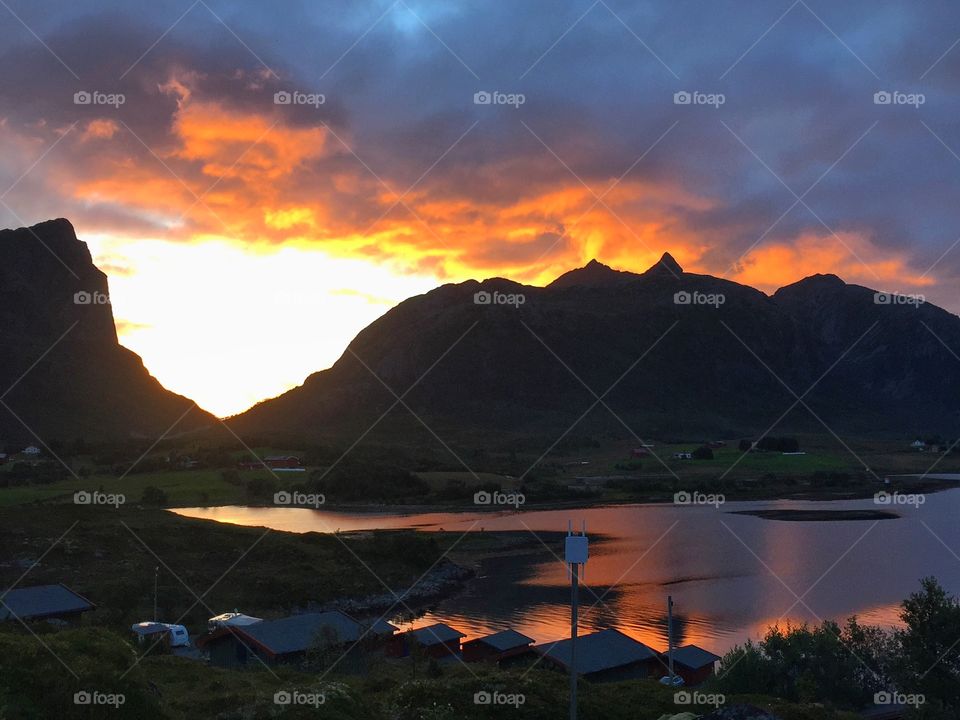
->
[2,0,960,303]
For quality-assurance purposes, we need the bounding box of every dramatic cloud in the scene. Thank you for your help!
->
[2,0,960,411]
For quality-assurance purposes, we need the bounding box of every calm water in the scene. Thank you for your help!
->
[174,490,960,656]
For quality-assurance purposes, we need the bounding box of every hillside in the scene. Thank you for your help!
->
[0,219,215,444]
[229,254,960,442]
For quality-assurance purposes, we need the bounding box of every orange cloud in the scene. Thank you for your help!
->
[729,232,935,293]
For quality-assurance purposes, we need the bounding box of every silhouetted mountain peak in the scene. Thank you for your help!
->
[0,218,215,440]
[650,252,683,275]
[548,258,636,288]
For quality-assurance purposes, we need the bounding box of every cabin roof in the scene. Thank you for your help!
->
[671,644,721,669]
[203,610,396,655]
[535,628,658,675]
[0,584,94,621]
[467,628,535,651]
[408,623,466,646]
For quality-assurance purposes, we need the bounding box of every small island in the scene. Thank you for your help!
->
[730,508,901,522]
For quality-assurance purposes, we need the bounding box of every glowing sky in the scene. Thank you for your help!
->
[1,0,959,415]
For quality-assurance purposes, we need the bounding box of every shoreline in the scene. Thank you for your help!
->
[166,478,960,516]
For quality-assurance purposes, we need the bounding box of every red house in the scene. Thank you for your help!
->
[462,628,535,664]
[389,623,465,659]
[666,644,721,686]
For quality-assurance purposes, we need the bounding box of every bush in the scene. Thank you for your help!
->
[307,461,429,501]
[245,476,280,501]
[140,485,168,506]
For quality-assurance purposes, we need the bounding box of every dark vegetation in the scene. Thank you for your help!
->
[713,578,960,718]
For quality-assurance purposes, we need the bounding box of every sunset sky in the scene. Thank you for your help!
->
[2,0,959,415]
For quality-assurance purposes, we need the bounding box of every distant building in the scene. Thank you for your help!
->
[630,448,651,458]
[199,610,396,668]
[666,644,721,686]
[389,623,466,659]
[462,628,535,664]
[911,440,926,451]
[0,583,95,624]
[21,446,41,456]
[130,621,174,650]
[672,452,693,460]
[239,456,306,471]
[534,628,662,682]
[264,456,303,470]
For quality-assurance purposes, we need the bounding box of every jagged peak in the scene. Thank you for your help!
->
[646,252,683,275]
[548,258,636,289]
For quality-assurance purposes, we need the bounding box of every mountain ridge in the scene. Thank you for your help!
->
[0,219,216,443]
[229,254,960,441]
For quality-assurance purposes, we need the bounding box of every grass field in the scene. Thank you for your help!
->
[1,435,958,510]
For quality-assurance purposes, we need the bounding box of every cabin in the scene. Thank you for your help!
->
[208,611,262,632]
[462,628,535,664]
[198,611,396,668]
[389,623,465,659]
[0,583,95,625]
[534,628,662,682]
[130,622,175,651]
[666,644,721,686]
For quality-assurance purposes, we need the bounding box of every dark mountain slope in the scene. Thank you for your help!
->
[231,254,960,442]
[0,219,216,444]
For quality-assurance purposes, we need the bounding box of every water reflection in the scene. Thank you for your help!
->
[173,491,960,654]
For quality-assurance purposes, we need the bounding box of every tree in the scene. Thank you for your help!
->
[894,577,960,709]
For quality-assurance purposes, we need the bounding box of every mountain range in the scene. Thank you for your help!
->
[231,251,960,443]
[3,218,959,447]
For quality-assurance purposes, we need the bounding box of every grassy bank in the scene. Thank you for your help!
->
[0,504,466,631]
[0,625,862,720]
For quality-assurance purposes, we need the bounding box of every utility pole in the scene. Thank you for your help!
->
[153,566,159,621]
[565,521,589,720]
[667,595,675,682]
